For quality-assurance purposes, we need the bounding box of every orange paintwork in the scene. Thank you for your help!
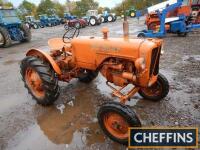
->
[25,68,45,99]
[26,49,62,75]
[103,112,129,139]
[26,30,163,103]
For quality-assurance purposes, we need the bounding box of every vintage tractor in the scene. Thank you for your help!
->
[127,7,137,18]
[84,10,102,26]
[0,8,31,47]
[100,11,117,23]
[145,0,199,30]
[64,18,88,30]
[39,14,55,27]
[20,26,169,145]
[25,16,44,29]
[64,12,77,20]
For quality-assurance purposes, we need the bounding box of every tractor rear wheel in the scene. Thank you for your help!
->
[97,102,141,145]
[0,26,12,48]
[21,24,31,42]
[108,15,113,22]
[78,69,98,83]
[138,73,169,101]
[20,56,60,106]
[89,16,97,26]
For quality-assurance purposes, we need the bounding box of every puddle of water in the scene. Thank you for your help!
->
[6,79,125,150]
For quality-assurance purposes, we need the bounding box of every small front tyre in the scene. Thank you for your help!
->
[20,56,60,106]
[138,73,169,101]
[97,102,141,145]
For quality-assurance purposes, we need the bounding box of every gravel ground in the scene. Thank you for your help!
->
[0,18,199,150]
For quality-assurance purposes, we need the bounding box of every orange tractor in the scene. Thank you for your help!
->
[20,27,169,145]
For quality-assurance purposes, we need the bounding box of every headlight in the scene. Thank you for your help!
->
[135,57,146,72]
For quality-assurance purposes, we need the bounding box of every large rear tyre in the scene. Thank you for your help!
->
[138,73,169,101]
[89,16,97,26]
[20,56,60,106]
[97,102,141,145]
[78,69,98,83]
[21,24,31,42]
[0,27,12,48]
[107,15,113,22]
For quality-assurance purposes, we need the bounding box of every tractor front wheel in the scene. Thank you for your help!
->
[78,69,98,83]
[138,73,169,101]
[32,23,39,29]
[21,24,31,42]
[101,16,105,23]
[20,56,60,106]
[98,102,141,145]
[0,27,12,48]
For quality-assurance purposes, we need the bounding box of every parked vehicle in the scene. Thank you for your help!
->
[84,10,102,26]
[39,14,55,27]
[64,12,77,20]
[25,16,44,29]
[127,7,137,17]
[138,0,200,38]
[64,18,88,29]
[100,11,117,23]
[20,26,169,145]
[0,8,31,47]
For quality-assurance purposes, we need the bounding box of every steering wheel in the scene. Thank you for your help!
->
[62,27,80,43]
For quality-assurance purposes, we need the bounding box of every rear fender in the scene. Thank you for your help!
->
[26,49,62,75]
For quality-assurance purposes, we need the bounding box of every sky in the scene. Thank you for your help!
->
[9,0,123,8]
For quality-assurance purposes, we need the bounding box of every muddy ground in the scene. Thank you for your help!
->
[0,18,199,150]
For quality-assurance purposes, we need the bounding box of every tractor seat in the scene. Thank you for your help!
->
[48,38,71,51]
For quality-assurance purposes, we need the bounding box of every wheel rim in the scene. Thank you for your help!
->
[108,16,112,22]
[103,112,129,139]
[101,17,104,22]
[90,18,96,25]
[75,23,80,28]
[131,12,135,17]
[0,32,4,46]
[25,68,45,99]
[34,24,38,28]
[141,80,162,97]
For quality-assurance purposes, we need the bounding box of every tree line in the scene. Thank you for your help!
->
[0,0,164,19]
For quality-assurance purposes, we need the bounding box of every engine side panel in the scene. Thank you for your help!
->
[71,37,158,70]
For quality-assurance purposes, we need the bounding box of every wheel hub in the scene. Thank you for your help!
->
[25,68,45,99]
[104,112,129,139]
[90,18,95,25]
[108,16,112,22]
